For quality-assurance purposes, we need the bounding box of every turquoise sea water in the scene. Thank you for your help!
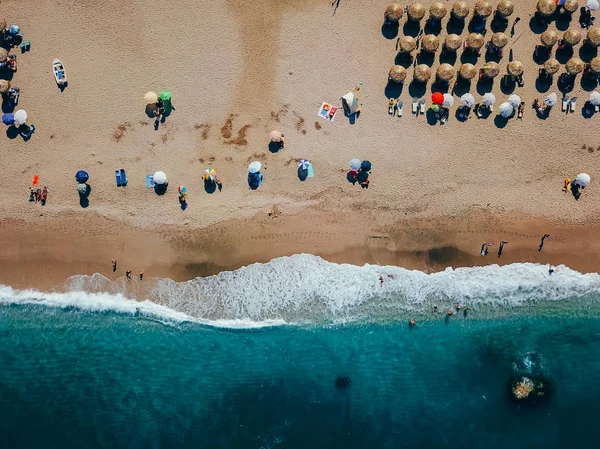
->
[2,256,600,448]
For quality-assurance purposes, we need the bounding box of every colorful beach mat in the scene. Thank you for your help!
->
[317,102,338,121]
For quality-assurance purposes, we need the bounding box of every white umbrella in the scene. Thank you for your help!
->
[442,93,455,107]
[499,102,514,118]
[248,161,262,173]
[590,91,600,105]
[588,0,599,11]
[350,159,361,170]
[14,109,27,126]
[144,92,158,104]
[460,93,475,108]
[507,94,521,108]
[543,92,558,107]
[575,173,591,186]
[153,171,167,185]
[269,130,282,142]
[298,159,310,170]
[482,93,496,106]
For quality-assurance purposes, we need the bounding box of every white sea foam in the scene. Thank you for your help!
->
[2,254,600,327]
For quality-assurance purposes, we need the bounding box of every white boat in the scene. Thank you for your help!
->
[53,59,67,85]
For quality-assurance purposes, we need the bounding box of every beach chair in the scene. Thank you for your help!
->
[562,95,569,112]
[412,98,418,114]
[419,99,426,115]
[570,97,577,113]
[115,170,122,187]
[396,100,403,118]
[120,169,127,186]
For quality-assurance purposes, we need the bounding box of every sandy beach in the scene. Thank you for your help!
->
[1,0,600,292]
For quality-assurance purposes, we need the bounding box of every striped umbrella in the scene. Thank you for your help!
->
[298,159,310,170]
[204,168,216,181]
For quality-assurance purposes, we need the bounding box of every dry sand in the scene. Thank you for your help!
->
[1,0,600,292]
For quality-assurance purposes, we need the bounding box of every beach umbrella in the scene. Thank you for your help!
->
[491,32,509,48]
[298,159,310,170]
[350,159,361,170]
[541,29,559,47]
[474,1,493,17]
[178,186,187,196]
[575,173,591,186]
[452,1,470,18]
[466,33,485,51]
[408,3,426,21]
[543,92,558,107]
[537,0,557,16]
[445,34,463,51]
[389,65,407,83]
[248,161,261,174]
[460,93,475,107]
[431,104,441,113]
[437,63,456,81]
[589,91,600,105]
[361,160,372,172]
[430,2,448,19]
[8,24,19,35]
[2,113,14,125]
[414,64,432,82]
[0,48,8,61]
[158,90,172,101]
[399,36,417,52]
[496,0,514,17]
[0,79,9,93]
[459,63,477,80]
[564,0,580,13]
[508,94,522,108]
[588,0,600,11]
[482,92,496,106]
[76,183,87,194]
[482,61,500,78]
[499,102,514,118]
[153,171,167,185]
[269,130,283,142]
[422,35,440,52]
[432,92,444,105]
[563,29,582,46]
[566,57,585,74]
[507,61,524,77]
[14,109,27,126]
[586,28,600,47]
[144,91,158,104]
[384,3,404,22]
[590,57,600,74]
[204,168,216,181]
[0,19,6,31]
[544,58,561,75]
[442,93,455,107]
[75,170,89,183]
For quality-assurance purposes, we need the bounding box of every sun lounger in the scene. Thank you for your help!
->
[412,98,418,114]
[570,97,577,113]
[120,169,127,186]
[562,95,569,112]
[115,170,122,187]
[419,99,426,114]
[397,101,403,118]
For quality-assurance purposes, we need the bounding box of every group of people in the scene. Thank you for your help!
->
[111,259,143,281]
[28,186,48,205]
[349,160,371,188]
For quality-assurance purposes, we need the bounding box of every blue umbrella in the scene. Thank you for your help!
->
[2,113,14,126]
[360,160,371,172]
[298,159,310,170]
[75,170,89,183]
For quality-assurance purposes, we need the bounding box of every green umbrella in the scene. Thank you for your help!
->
[431,104,440,112]
[159,90,172,101]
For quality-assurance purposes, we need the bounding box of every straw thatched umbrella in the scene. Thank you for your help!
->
[414,64,432,82]
[482,61,500,78]
[437,63,456,81]
[491,32,509,48]
[563,29,582,46]
[0,80,10,93]
[422,34,440,52]
[564,0,579,13]
[452,1,470,19]
[445,34,463,51]
[544,58,561,75]
[0,48,8,61]
[474,1,493,17]
[507,61,524,77]
[541,29,559,47]
[537,0,557,17]
[586,28,600,47]
[566,57,585,74]
[459,63,478,79]
[399,36,417,52]
[0,19,6,32]
[430,2,448,19]
[384,3,404,22]
[466,33,485,51]
[389,65,407,83]
[496,0,514,17]
[408,3,426,21]
[590,57,600,74]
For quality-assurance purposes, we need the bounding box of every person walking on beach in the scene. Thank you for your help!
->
[480,242,492,256]
[139,271,144,281]
[126,270,132,280]
[112,259,117,272]
[498,241,508,258]
[538,234,550,252]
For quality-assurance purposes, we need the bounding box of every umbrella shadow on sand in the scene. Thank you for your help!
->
[78,184,91,208]
[204,179,220,194]
[268,141,284,153]
[6,125,18,139]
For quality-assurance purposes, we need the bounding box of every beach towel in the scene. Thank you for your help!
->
[31,174,39,187]
[317,102,338,121]
[307,163,314,178]
[146,174,155,188]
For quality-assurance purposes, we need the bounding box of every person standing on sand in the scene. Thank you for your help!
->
[126,270,131,280]
[480,242,492,256]
[139,272,144,281]
[112,259,117,272]
[538,234,550,252]
[498,241,508,258]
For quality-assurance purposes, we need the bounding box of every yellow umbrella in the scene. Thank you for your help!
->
[474,1,493,17]
[496,0,514,17]
[544,58,560,75]
[482,62,500,78]
[422,35,440,52]
[445,34,463,51]
[537,0,557,17]
[144,91,158,104]
[399,36,417,52]
[414,64,432,82]
[590,57,600,74]
[452,1,470,19]
[507,61,524,77]
[408,3,426,21]
[540,30,559,47]
[389,65,407,83]
[430,2,448,19]
[564,0,579,13]
[563,29,582,46]
[586,28,600,47]
[491,32,509,48]
[384,3,403,22]
[437,63,456,81]
[566,57,585,75]
[459,63,477,80]
[466,33,485,51]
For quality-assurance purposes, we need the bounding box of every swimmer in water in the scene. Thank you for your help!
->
[549,266,555,275]
[433,305,439,312]
[379,275,384,287]
[409,319,416,327]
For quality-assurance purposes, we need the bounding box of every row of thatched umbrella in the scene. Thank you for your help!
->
[540,28,600,48]
[397,33,489,54]
[385,1,515,24]
[541,56,600,75]
[388,60,531,83]
[537,0,581,17]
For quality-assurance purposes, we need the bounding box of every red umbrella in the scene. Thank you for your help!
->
[432,92,444,104]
